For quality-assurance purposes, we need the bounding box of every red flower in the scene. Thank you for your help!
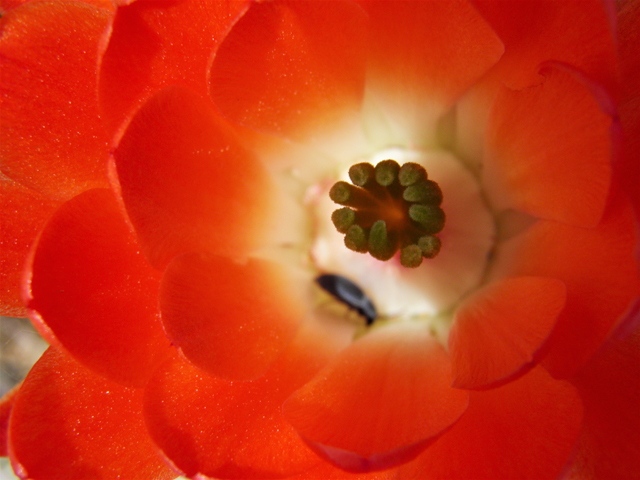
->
[1,1,639,479]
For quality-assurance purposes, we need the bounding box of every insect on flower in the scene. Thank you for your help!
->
[315,274,377,326]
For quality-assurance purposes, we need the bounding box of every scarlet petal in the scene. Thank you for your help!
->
[398,366,583,480]
[0,383,19,456]
[494,189,640,379]
[143,320,346,479]
[471,0,618,94]
[483,66,612,227]
[618,0,640,215]
[99,0,249,135]
[25,189,171,387]
[359,0,503,147]
[283,323,469,472]
[450,277,566,390]
[113,86,273,269]
[209,0,367,142]
[0,1,110,200]
[8,348,173,480]
[0,180,57,317]
[159,253,304,381]
[567,323,640,479]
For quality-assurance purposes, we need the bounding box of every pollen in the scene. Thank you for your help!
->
[329,160,445,268]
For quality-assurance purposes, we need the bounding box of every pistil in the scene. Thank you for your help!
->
[329,160,445,268]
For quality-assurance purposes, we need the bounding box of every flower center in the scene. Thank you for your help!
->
[309,147,495,337]
[329,160,445,268]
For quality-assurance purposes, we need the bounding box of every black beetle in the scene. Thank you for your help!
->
[315,274,377,325]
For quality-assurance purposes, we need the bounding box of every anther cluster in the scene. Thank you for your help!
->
[329,160,445,268]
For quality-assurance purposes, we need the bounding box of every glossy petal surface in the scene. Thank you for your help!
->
[397,367,583,480]
[0,1,110,200]
[359,0,504,147]
[159,253,304,381]
[284,323,469,472]
[450,277,566,389]
[143,319,349,479]
[8,347,173,480]
[567,322,640,479]
[483,66,612,227]
[113,86,272,269]
[0,180,56,316]
[99,0,249,135]
[25,189,171,387]
[210,0,367,142]
[494,189,640,379]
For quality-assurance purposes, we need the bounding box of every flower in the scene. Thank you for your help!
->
[1,0,639,479]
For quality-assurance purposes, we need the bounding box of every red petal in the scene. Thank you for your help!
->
[0,383,20,456]
[209,0,367,142]
[450,276,566,389]
[99,0,249,136]
[359,0,503,147]
[24,189,171,387]
[483,65,612,227]
[159,252,304,381]
[618,0,640,216]
[566,322,640,479]
[471,0,618,95]
[143,319,348,479]
[113,86,273,269]
[0,180,57,317]
[8,347,173,480]
[457,0,618,169]
[283,323,469,472]
[0,1,110,200]
[494,188,640,379]
[397,366,583,480]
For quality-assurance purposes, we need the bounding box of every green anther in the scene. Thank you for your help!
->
[375,160,400,186]
[345,225,368,253]
[331,208,356,234]
[398,162,427,186]
[418,235,442,258]
[409,204,446,234]
[400,244,423,268]
[368,220,395,261]
[403,180,443,205]
[329,181,371,208]
[349,163,375,187]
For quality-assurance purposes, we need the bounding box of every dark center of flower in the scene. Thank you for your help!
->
[329,160,445,268]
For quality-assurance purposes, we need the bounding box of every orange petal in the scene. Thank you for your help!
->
[209,0,367,143]
[159,253,304,381]
[112,86,273,269]
[494,188,640,379]
[143,320,347,479]
[0,1,110,200]
[483,65,612,227]
[397,366,583,480]
[99,0,249,136]
[8,347,173,480]
[0,383,20,456]
[566,320,640,479]
[471,0,618,94]
[283,323,469,472]
[359,0,503,147]
[0,180,57,317]
[24,189,172,388]
[450,276,566,389]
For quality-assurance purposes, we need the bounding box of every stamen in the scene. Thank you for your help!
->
[329,160,446,267]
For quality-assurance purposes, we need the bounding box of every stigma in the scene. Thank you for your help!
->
[329,160,444,268]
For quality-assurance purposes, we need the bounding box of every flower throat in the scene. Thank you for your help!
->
[329,160,445,268]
